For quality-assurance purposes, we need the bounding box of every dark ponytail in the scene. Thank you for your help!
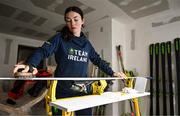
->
[60,26,74,41]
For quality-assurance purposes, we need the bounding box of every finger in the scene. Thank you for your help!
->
[22,65,29,73]
[13,67,19,74]
[32,68,38,75]
[118,72,127,79]
[14,64,25,68]
[121,72,127,78]
[13,65,26,73]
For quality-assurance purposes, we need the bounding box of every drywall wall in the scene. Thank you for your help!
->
[125,8,180,115]
[86,17,128,116]
[0,33,43,76]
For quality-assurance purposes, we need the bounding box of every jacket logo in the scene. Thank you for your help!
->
[68,48,88,62]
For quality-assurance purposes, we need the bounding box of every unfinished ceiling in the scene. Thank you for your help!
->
[109,0,169,19]
[0,0,178,41]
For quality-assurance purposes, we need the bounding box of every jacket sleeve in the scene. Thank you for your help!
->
[89,45,114,77]
[26,33,60,67]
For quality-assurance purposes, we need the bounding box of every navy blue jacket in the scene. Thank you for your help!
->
[27,32,114,77]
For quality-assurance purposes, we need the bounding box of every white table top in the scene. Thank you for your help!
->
[50,91,150,112]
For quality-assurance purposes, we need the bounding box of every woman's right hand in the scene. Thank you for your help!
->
[13,63,38,75]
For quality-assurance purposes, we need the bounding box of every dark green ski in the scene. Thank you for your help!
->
[160,43,167,115]
[166,41,174,115]
[149,44,154,115]
[174,38,180,115]
[155,43,160,115]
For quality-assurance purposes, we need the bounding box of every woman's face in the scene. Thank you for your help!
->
[65,11,84,37]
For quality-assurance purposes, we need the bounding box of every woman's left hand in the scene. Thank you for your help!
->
[113,72,126,78]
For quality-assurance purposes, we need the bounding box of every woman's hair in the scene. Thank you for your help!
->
[64,6,84,21]
[60,6,84,41]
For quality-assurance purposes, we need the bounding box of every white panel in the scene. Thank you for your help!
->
[4,39,13,64]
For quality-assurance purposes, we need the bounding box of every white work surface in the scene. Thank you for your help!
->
[50,91,150,112]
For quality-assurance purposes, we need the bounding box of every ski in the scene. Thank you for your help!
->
[174,38,180,115]
[116,45,125,72]
[149,44,154,115]
[166,41,174,115]
[155,43,160,115]
[160,42,167,115]
[116,45,134,115]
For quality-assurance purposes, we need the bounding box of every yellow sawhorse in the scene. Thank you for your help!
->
[125,71,141,116]
[45,79,107,116]
[45,78,140,116]
[45,80,74,116]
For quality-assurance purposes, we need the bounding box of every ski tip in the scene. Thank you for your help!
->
[145,76,153,79]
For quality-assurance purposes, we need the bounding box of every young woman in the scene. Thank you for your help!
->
[13,6,125,116]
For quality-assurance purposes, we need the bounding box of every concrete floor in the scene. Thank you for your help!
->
[29,100,47,115]
[0,100,47,115]
[0,80,47,115]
